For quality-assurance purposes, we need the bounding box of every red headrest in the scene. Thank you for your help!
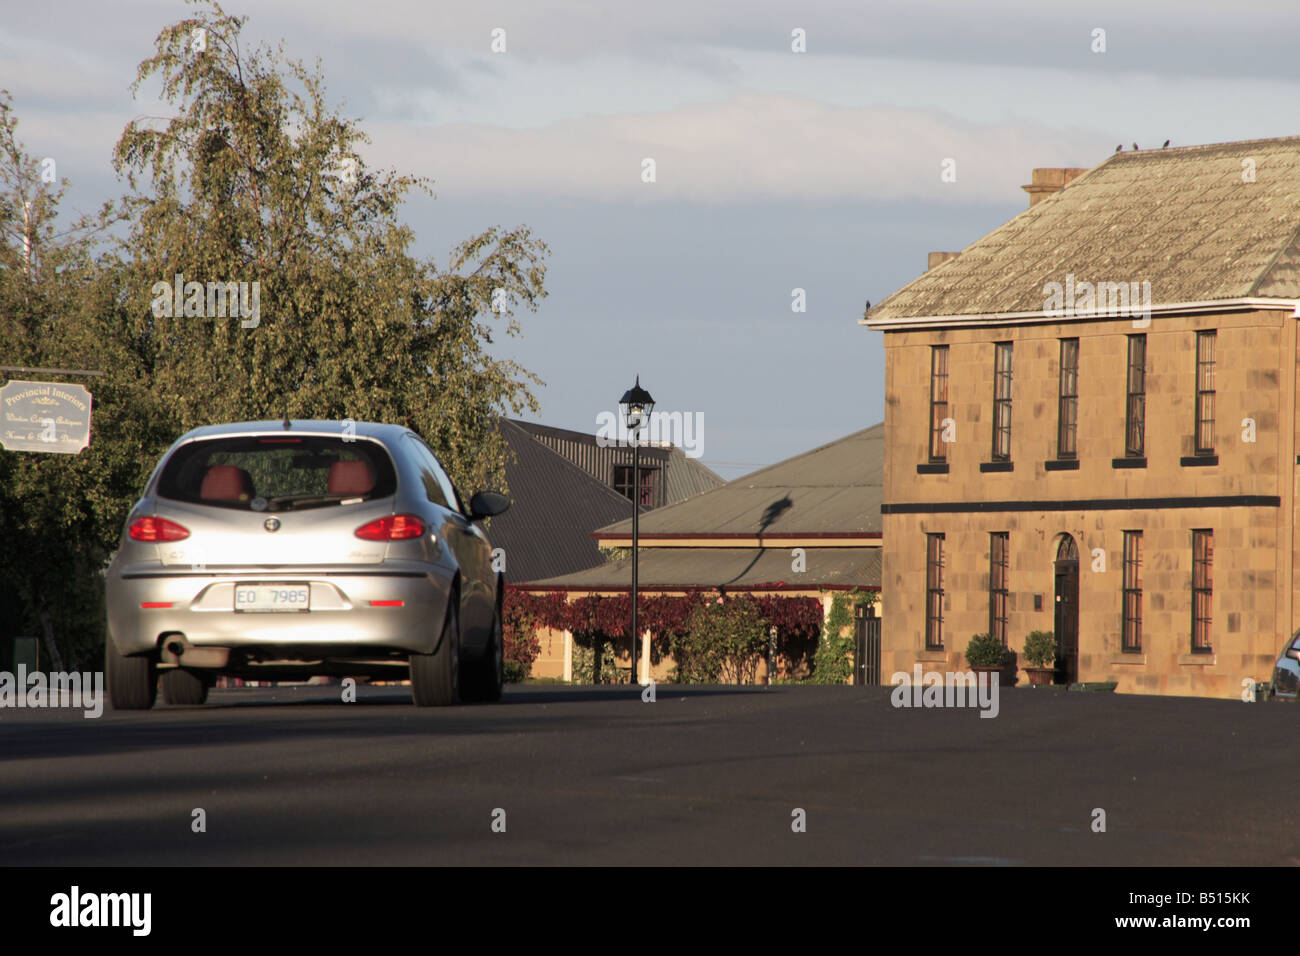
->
[200,465,254,502]
[328,460,376,495]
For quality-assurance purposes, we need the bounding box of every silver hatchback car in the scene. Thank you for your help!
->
[105,420,509,709]
[1271,629,1300,700]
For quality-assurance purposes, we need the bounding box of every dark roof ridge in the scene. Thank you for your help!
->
[497,418,632,509]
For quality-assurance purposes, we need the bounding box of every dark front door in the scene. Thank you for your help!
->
[855,604,881,686]
[1054,536,1079,685]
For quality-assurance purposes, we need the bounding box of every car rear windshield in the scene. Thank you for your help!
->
[157,435,398,511]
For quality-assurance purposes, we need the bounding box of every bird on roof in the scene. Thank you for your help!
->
[862,299,872,319]
[1132,143,1140,151]
[1115,144,1123,153]
[1162,139,1170,148]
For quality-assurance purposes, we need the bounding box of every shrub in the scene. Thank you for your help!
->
[810,590,870,684]
[672,597,769,683]
[964,632,1007,668]
[570,639,619,684]
[1022,630,1057,668]
[498,588,828,684]
[502,588,563,677]
[503,660,530,684]
[754,593,824,677]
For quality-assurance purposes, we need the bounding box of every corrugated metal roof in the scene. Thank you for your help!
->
[487,420,633,584]
[661,446,727,503]
[596,424,884,537]
[512,419,724,508]
[867,136,1300,321]
[525,546,881,590]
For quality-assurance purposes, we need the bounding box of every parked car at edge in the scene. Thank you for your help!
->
[1271,629,1300,700]
[105,420,510,709]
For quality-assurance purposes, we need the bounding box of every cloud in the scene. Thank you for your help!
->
[201,0,1300,83]
[364,92,1104,204]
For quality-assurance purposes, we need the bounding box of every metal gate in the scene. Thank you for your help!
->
[855,605,881,685]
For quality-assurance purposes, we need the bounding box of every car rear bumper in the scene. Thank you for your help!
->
[106,567,450,658]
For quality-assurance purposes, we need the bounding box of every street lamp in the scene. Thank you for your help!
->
[619,375,655,685]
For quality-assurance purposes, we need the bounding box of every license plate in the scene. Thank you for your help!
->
[234,584,310,612]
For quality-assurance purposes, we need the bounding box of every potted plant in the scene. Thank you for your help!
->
[964,632,1009,682]
[1022,630,1057,685]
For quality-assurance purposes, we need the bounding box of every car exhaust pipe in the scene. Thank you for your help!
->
[159,635,230,669]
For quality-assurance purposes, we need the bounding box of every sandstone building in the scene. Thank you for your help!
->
[863,137,1300,698]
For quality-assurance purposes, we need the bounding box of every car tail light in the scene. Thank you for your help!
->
[129,517,191,542]
[355,514,425,541]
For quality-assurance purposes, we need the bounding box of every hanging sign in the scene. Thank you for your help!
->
[0,380,93,453]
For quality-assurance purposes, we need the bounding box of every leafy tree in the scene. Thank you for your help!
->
[111,0,548,493]
[0,0,550,666]
[0,91,152,670]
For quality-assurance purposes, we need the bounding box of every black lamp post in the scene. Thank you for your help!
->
[619,375,655,685]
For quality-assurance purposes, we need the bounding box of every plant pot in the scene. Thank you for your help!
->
[969,665,1004,684]
[1025,667,1055,685]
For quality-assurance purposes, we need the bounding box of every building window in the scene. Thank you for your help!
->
[1122,531,1142,652]
[929,345,949,462]
[1125,335,1146,457]
[1191,529,1213,653]
[1057,339,1078,459]
[989,532,1009,646]
[991,342,1013,461]
[926,533,945,650]
[613,465,655,507]
[1195,331,1216,455]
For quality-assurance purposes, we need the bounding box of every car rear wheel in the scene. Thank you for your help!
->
[161,668,210,706]
[461,603,504,703]
[106,636,157,710]
[410,599,460,706]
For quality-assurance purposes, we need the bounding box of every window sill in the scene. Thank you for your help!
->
[1178,652,1216,666]
[980,461,1014,473]
[1180,455,1218,467]
[916,463,949,475]
[1110,654,1146,666]
[1043,459,1079,471]
[917,651,948,663]
[1112,457,1146,469]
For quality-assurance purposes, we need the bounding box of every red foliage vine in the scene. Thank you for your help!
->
[502,586,824,672]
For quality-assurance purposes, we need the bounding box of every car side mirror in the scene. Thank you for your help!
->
[469,490,510,520]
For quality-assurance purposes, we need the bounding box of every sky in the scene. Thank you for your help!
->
[4,0,1300,478]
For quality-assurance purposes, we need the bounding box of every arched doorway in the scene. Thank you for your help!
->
[1054,535,1079,685]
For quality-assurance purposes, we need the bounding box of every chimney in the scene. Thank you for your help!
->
[927,251,959,271]
[1021,168,1087,207]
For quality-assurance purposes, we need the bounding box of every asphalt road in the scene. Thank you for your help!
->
[1,683,1297,865]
